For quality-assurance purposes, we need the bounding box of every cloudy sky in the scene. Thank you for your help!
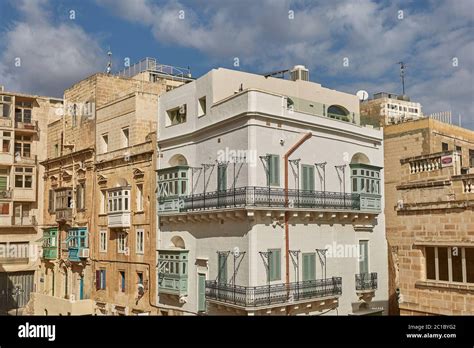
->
[0,0,473,129]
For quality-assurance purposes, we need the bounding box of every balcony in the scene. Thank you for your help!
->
[0,152,13,164]
[0,117,12,127]
[12,188,35,201]
[107,212,131,228]
[12,215,37,226]
[401,151,461,180]
[355,272,378,291]
[14,120,38,133]
[158,274,188,296]
[55,208,72,222]
[205,277,342,309]
[42,247,57,260]
[68,247,89,262]
[14,155,37,165]
[159,187,382,214]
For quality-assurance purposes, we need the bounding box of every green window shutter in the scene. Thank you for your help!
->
[0,176,7,191]
[198,273,206,312]
[268,155,280,186]
[301,165,315,191]
[268,249,281,281]
[218,253,227,284]
[217,166,227,191]
[302,253,316,281]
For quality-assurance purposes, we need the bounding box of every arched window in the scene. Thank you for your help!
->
[158,154,189,198]
[350,153,382,211]
[327,105,350,122]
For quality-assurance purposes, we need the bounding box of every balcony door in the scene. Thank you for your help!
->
[14,203,30,225]
[198,273,206,312]
[301,165,315,191]
[359,240,369,274]
[302,253,316,281]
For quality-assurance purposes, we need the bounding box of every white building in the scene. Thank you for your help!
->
[155,66,388,316]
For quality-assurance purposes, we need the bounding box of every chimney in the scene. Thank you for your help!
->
[290,65,309,82]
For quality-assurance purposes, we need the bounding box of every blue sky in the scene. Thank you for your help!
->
[0,0,473,129]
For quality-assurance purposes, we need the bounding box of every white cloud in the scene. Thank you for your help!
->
[0,0,105,97]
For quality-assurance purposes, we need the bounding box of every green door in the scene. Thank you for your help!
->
[198,273,206,312]
[301,165,315,191]
[359,240,369,274]
[217,165,227,191]
[302,253,316,281]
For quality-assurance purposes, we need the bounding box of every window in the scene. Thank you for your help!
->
[350,164,381,195]
[359,240,369,274]
[117,232,127,253]
[1,131,11,153]
[425,246,474,283]
[54,144,59,157]
[0,95,11,118]
[119,271,126,292]
[470,150,474,168]
[218,253,228,284]
[442,142,449,152]
[14,167,33,188]
[137,272,143,285]
[96,269,106,290]
[0,168,9,192]
[157,250,189,292]
[101,134,108,153]
[15,106,32,124]
[302,253,316,281]
[198,96,206,117]
[268,249,281,281]
[72,104,77,127]
[122,127,129,148]
[99,230,107,253]
[267,155,280,186]
[301,164,315,191]
[107,188,131,213]
[136,229,144,254]
[65,228,88,249]
[14,136,31,158]
[217,165,227,191]
[136,184,143,211]
[167,105,187,126]
[0,202,9,215]
[157,167,188,197]
[76,183,85,210]
[55,188,72,209]
[100,190,106,214]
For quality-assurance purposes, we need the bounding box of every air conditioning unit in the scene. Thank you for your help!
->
[78,248,90,258]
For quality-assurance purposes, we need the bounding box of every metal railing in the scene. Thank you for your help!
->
[205,277,342,308]
[160,186,360,212]
[355,272,377,291]
[115,57,191,79]
[14,120,38,131]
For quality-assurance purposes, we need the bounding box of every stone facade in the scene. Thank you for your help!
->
[384,118,474,315]
[0,88,62,314]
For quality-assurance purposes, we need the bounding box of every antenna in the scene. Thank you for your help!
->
[397,61,406,95]
[106,47,112,75]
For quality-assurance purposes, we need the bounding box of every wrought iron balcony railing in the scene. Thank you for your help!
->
[205,277,342,308]
[159,186,365,213]
[355,272,377,291]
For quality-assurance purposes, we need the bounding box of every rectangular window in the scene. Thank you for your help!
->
[352,178,358,192]
[136,229,144,254]
[442,142,449,152]
[100,190,106,214]
[359,240,369,274]
[136,184,143,211]
[198,96,206,117]
[122,127,129,148]
[107,189,131,213]
[167,105,187,126]
[48,189,55,213]
[137,272,143,285]
[217,165,227,191]
[119,271,126,292]
[14,167,33,188]
[96,269,106,290]
[302,253,316,281]
[301,164,315,191]
[118,232,127,253]
[425,246,474,283]
[0,202,9,215]
[99,230,107,253]
[268,248,281,281]
[268,155,280,186]
[426,247,436,280]
[218,253,227,284]
[101,134,108,153]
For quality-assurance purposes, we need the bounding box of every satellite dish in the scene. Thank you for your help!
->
[233,247,240,258]
[356,90,369,101]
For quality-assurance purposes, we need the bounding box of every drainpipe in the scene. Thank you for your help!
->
[284,132,312,286]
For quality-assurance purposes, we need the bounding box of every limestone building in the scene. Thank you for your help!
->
[384,118,474,315]
[0,86,61,314]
